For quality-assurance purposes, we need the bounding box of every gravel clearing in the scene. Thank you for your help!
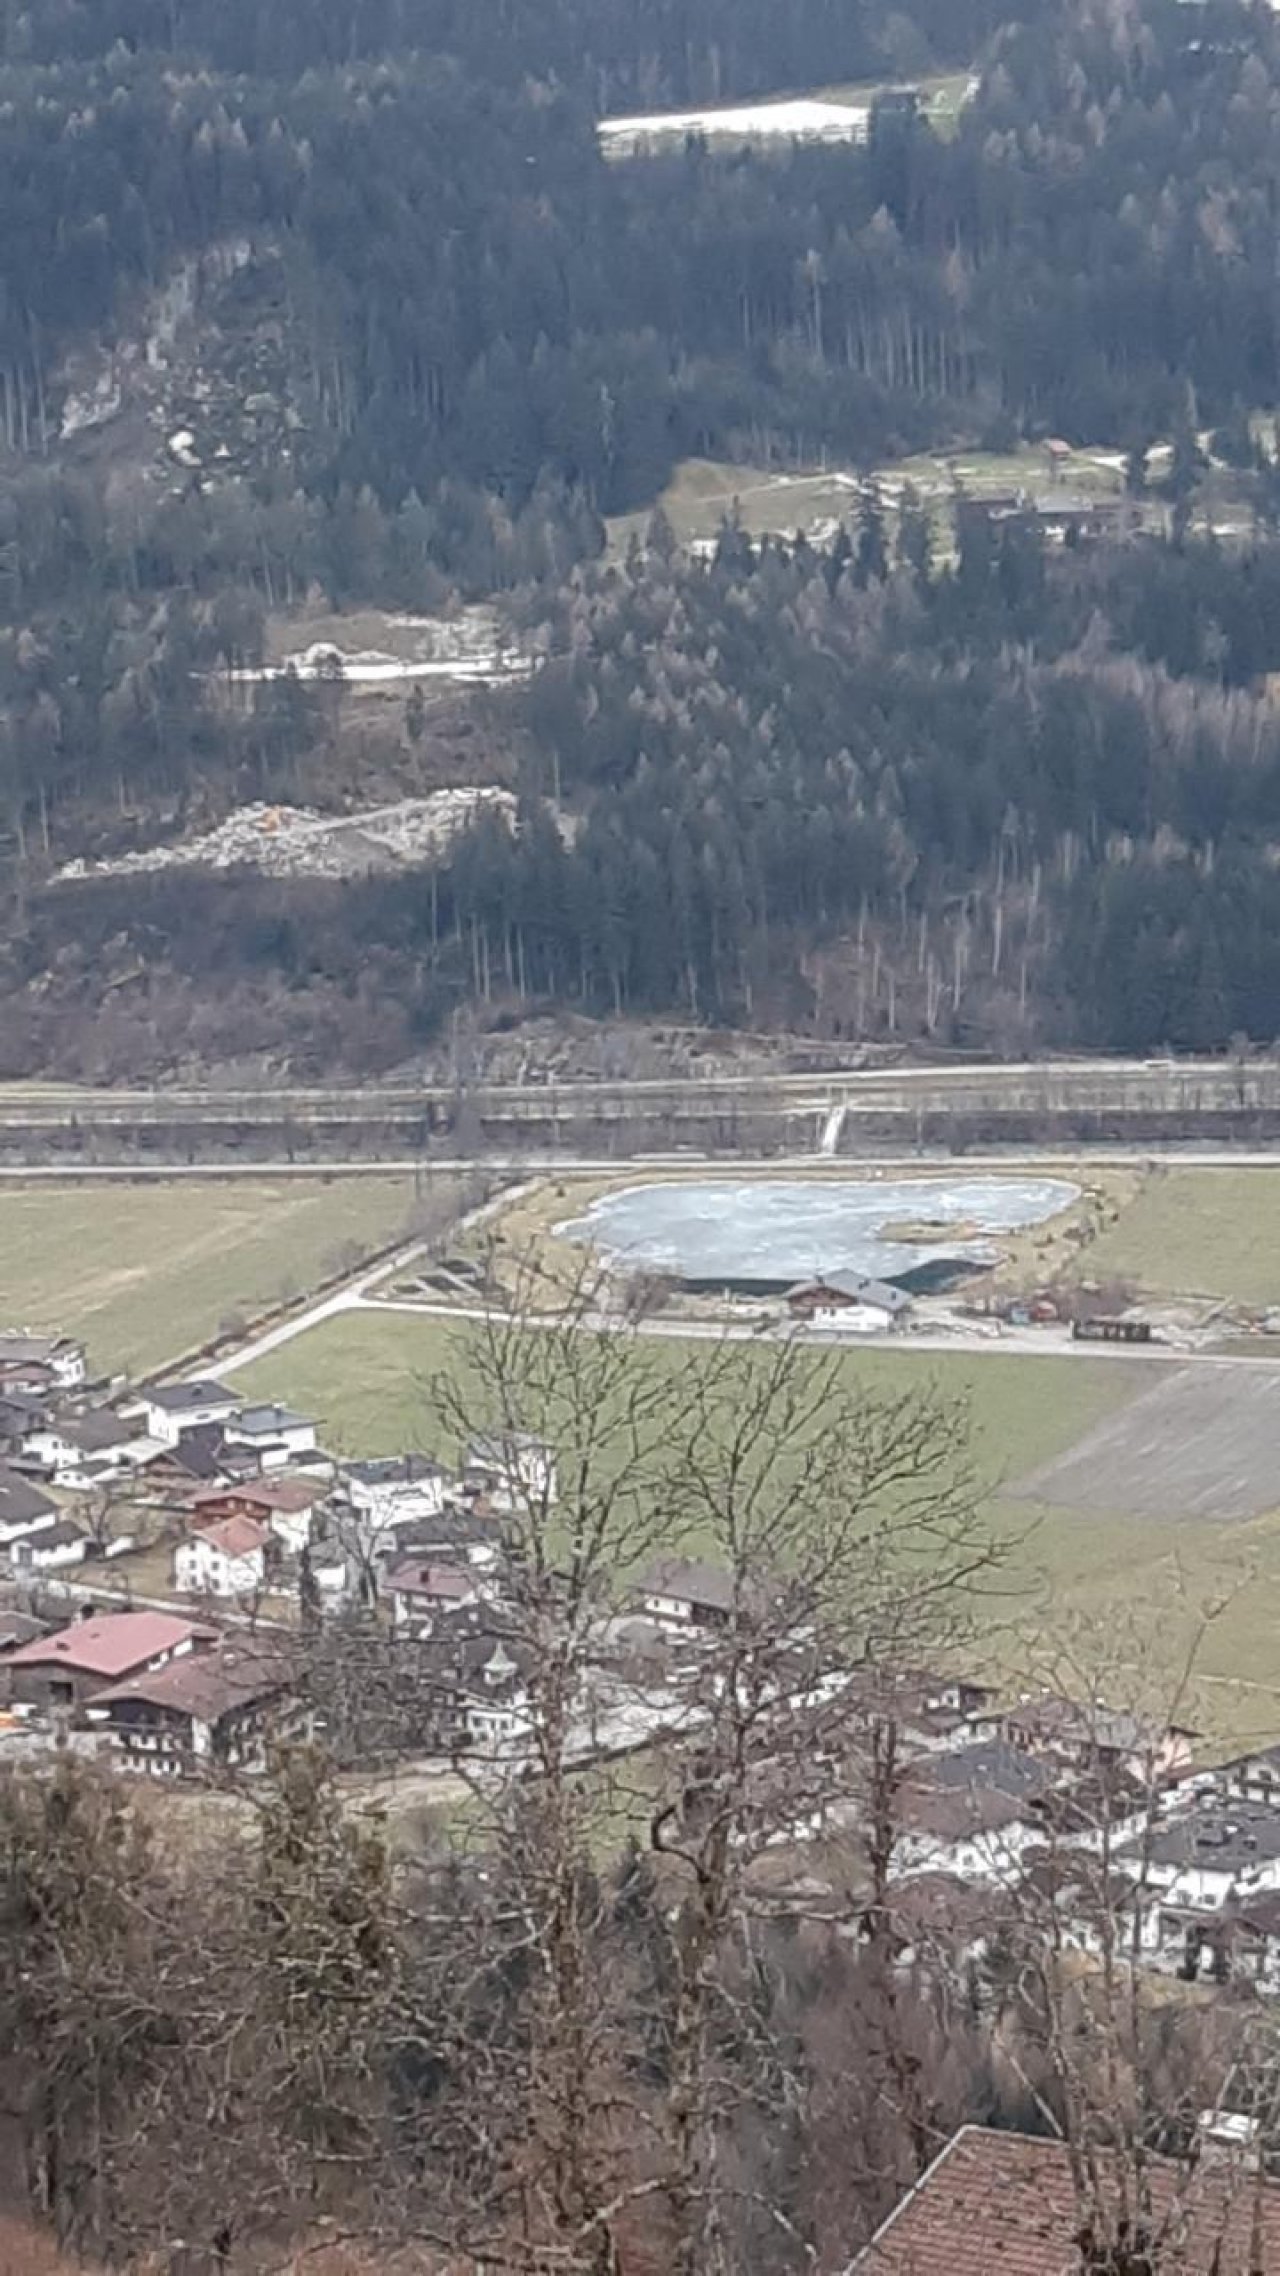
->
[54,789,515,883]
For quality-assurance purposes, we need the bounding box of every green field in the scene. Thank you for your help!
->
[230,1306,1133,1469]
[233,1305,1280,1745]
[1083,1167,1280,1308]
[0,1177,427,1377]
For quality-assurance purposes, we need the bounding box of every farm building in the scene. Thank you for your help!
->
[786,1272,912,1333]
[5,1611,216,1709]
[93,1640,299,1778]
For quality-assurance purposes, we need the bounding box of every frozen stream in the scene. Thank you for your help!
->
[561,1176,1079,1287]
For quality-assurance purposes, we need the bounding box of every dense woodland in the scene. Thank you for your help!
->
[6,0,1280,1063]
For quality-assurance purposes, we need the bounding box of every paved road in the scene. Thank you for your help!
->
[7,1144,1280,1182]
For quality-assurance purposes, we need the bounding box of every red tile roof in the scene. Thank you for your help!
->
[92,1640,293,1722]
[193,1477,322,1516]
[852,2126,1280,2276]
[5,1612,215,1679]
[192,1513,269,1559]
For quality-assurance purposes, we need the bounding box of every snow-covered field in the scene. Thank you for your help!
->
[599,96,869,155]
[227,642,532,687]
[55,789,515,885]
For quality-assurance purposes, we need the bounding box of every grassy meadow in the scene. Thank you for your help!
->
[0,1176,425,1376]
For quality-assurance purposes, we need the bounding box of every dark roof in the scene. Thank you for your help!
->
[146,1379,235,1414]
[26,1518,86,1551]
[419,1632,532,1702]
[787,1272,912,1312]
[637,1556,738,1615]
[925,1739,1051,1802]
[344,1453,449,1487]
[0,1610,52,1652]
[0,1466,56,1528]
[903,1741,1053,1841]
[1135,1799,1280,1874]
[392,1505,502,1548]
[233,1404,314,1435]
[0,1334,78,1365]
[0,1392,54,1431]
[57,1409,136,1455]
[852,2124,1280,2276]
[92,1641,293,1723]
[158,1426,233,1480]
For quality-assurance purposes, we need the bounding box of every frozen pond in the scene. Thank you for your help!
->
[561,1176,1079,1287]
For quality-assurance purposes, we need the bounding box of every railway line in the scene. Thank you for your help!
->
[0,1056,1276,1163]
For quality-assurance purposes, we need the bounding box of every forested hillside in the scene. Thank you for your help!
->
[6,0,1280,1070]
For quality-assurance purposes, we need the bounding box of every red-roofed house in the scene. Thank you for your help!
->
[5,1611,216,1709]
[383,1553,482,1631]
[190,1476,323,1554]
[848,2124,1280,2276]
[174,1513,274,1599]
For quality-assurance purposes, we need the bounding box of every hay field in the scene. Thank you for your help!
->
[0,1176,425,1377]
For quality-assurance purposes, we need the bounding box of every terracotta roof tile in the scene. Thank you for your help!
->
[852,2126,1280,2276]
[5,1612,215,1679]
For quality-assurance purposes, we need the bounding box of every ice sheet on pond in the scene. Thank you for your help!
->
[560,1176,1079,1286]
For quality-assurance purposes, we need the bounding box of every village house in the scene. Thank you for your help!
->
[383,1552,484,1632]
[22,1407,156,1485]
[0,1609,52,1659]
[133,1379,239,1448]
[4,1611,216,1710]
[189,1476,324,1554]
[894,1739,1057,1882]
[850,2123,1280,2275]
[174,1513,274,1599]
[10,1517,88,1575]
[92,1639,300,1778]
[841,1667,999,1754]
[0,1466,58,1547]
[412,1611,535,1758]
[390,1503,503,1567]
[1220,1739,1280,1807]
[633,1554,787,1633]
[0,1332,87,1392]
[224,1403,321,1468]
[785,1273,913,1334]
[143,1424,256,1490]
[339,1453,452,1535]
[463,1430,557,1509]
[1001,1693,1196,1781]
[0,1389,55,1455]
[1120,1797,1280,1970]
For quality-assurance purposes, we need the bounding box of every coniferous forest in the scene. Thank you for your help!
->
[5,0,1280,1067]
